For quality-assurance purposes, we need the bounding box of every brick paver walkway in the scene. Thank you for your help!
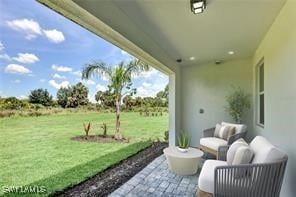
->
[109,155,199,197]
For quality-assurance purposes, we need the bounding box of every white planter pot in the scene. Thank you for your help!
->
[177,147,189,153]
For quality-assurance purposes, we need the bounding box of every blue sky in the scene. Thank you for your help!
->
[0,0,168,102]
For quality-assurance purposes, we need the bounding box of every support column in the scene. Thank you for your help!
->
[169,74,176,147]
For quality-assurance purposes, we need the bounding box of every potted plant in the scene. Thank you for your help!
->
[177,132,190,152]
[225,86,251,123]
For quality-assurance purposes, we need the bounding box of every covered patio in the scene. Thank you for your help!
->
[110,155,198,197]
[38,0,296,196]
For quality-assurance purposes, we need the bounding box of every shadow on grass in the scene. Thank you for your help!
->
[2,141,152,197]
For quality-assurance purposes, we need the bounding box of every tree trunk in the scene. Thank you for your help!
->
[114,97,122,140]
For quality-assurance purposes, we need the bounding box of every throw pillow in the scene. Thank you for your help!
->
[218,125,235,140]
[214,124,222,137]
[232,146,254,178]
[226,138,248,165]
[232,146,254,165]
[221,121,247,134]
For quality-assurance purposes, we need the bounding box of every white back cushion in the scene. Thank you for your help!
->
[250,136,286,163]
[221,122,247,134]
[214,124,222,137]
[232,146,254,165]
[226,138,248,165]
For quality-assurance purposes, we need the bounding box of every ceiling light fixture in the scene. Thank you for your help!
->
[215,60,223,65]
[191,0,206,15]
[189,56,195,61]
[228,51,234,55]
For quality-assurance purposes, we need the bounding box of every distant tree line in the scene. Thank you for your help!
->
[96,84,168,110]
[0,83,168,110]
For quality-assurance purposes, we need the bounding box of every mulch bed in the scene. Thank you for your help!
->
[53,141,168,197]
[71,135,129,143]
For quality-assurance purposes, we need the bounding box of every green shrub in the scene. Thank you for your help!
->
[32,104,45,110]
[83,122,91,136]
[164,130,169,142]
[101,123,108,137]
[29,88,53,106]
[0,110,16,118]
[1,97,23,110]
[28,110,43,117]
[178,132,190,149]
[57,87,72,108]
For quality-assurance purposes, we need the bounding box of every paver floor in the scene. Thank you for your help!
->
[109,154,200,197]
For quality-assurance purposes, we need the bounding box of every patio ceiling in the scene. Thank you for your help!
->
[72,0,286,67]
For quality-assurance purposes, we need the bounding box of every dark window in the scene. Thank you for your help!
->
[259,65,264,92]
[258,61,264,126]
[259,94,264,125]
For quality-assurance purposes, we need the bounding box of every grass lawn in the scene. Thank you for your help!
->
[0,112,168,196]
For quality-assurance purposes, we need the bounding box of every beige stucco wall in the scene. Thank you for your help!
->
[252,0,296,196]
[180,58,253,146]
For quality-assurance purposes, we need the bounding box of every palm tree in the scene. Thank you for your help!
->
[82,59,150,140]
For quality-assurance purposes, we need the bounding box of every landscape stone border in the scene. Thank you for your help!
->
[54,142,168,197]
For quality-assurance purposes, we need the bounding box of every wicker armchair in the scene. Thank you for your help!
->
[200,122,247,157]
[197,136,288,197]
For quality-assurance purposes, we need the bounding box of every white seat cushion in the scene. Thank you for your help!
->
[221,122,247,134]
[198,160,227,193]
[200,137,228,151]
[250,136,286,163]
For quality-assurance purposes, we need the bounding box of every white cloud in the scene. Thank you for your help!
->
[12,79,21,83]
[121,50,128,55]
[102,74,109,81]
[12,53,39,64]
[53,73,66,79]
[136,82,166,97]
[72,70,82,77]
[83,79,95,85]
[88,94,96,103]
[132,68,160,79]
[6,19,42,40]
[0,42,11,61]
[136,86,152,97]
[0,54,11,61]
[52,64,72,72]
[76,78,95,86]
[120,49,135,63]
[43,29,65,43]
[6,18,65,43]
[5,64,31,74]
[142,82,152,88]
[96,84,107,92]
[0,41,4,51]
[48,79,70,89]
[40,79,46,82]
[18,95,28,99]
